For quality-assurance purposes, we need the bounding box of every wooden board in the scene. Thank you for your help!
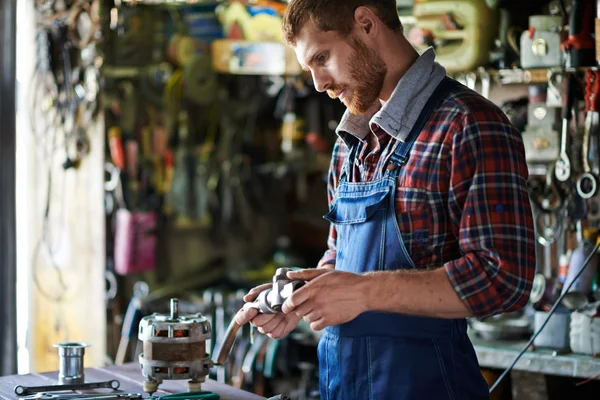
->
[0,363,266,400]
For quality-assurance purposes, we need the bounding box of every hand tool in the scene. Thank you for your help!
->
[240,332,268,392]
[149,392,220,400]
[555,73,576,182]
[115,281,149,365]
[138,299,213,394]
[22,393,142,400]
[212,268,304,366]
[15,380,120,396]
[577,70,600,199]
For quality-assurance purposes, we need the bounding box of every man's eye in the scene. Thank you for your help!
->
[317,54,327,63]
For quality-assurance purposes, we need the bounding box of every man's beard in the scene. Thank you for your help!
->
[328,35,387,115]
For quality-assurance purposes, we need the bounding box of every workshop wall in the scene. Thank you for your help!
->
[18,0,106,372]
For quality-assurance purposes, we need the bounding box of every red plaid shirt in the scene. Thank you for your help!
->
[319,74,535,319]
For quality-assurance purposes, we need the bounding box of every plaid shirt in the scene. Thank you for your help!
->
[318,52,535,319]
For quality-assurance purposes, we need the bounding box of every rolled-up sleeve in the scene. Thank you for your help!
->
[444,110,536,319]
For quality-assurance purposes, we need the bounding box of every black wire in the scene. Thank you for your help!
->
[489,239,600,393]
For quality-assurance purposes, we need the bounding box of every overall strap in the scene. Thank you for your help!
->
[388,77,458,176]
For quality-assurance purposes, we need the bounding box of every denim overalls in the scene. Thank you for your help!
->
[319,78,490,400]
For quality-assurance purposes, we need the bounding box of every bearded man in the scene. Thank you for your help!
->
[236,1,535,398]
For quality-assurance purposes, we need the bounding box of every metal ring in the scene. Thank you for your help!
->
[576,172,597,199]
[104,162,120,192]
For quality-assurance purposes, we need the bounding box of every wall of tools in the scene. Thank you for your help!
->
[99,2,340,398]
[404,0,600,397]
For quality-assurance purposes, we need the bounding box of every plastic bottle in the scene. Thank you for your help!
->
[562,229,599,297]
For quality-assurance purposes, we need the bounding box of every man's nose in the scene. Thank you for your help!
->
[311,70,331,93]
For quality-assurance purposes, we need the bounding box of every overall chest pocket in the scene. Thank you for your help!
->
[394,187,433,266]
[324,187,392,225]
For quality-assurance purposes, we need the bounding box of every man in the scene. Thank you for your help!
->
[236,1,536,398]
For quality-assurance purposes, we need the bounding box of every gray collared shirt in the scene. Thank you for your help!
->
[336,48,446,146]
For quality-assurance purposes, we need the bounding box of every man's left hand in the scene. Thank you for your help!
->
[282,269,370,331]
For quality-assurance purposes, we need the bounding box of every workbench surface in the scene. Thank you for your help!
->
[0,363,266,400]
[472,336,600,380]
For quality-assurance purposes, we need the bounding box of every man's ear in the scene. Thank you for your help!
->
[353,6,378,37]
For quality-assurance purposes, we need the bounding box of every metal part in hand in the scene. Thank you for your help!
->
[249,268,305,314]
[214,268,304,365]
[15,380,120,396]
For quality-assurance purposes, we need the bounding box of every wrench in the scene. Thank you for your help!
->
[22,393,141,400]
[15,380,120,396]
[555,73,576,182]
[577,70,600,199]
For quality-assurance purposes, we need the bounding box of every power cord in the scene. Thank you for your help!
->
[489,240,600,393]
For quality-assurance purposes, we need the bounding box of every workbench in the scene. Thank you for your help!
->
[0,363,266,400]
[472,336,600,380]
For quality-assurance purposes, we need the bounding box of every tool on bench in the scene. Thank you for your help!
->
[212,268,305,366]
[577,70,600,199]
[53,342,90,385]
[22,393,142,400]
[138,299,213,394]
[15,380,121,396]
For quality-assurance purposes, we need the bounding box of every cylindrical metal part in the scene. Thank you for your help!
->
[53,342,90,385]
[170,298,179,320]
[215,319,242,365]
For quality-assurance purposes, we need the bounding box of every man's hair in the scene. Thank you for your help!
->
[282,0,402,46]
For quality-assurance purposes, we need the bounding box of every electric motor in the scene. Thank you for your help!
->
[138,298,213,394]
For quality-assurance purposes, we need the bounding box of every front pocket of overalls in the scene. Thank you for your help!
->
[393,188,432,267]
[369,336,457,400]
[324,188,391,224]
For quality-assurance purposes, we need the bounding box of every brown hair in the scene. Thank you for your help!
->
[282,0,402,46]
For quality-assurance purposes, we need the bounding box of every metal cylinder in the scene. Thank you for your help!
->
[54,342,90,385]
[170,298,179,320]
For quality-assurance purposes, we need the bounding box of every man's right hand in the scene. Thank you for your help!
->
[234,283,302,339]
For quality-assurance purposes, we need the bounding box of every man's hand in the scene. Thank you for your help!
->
[234,283,302,339]
[282,269,369,331]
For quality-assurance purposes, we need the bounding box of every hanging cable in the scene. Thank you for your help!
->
[489,240,600,393]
